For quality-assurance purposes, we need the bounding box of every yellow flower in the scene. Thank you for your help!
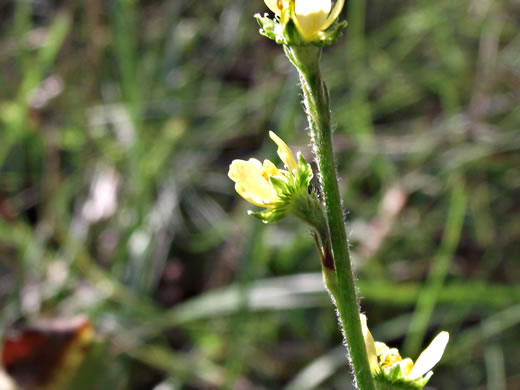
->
[228,132,321,228]
[228,131,298,207]
[264,0,345,41]
[361,315,449,384]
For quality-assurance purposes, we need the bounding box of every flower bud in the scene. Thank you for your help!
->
[256,0,346,46]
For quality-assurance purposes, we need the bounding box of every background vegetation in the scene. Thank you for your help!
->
[0,0,519,389]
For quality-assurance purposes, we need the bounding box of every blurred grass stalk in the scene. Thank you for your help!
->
[404,177,467,356]
[0,10,71,167]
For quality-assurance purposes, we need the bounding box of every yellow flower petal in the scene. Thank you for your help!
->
[360,314,380,373]
[399,358,414,377]
[375,341,389,356]
[228,159,279,207]
[293,0,331,40]
[269,131,298,173]
[322,0,344,30]
[264,0,281,15]
[407,331,449,380]
[262,159,281,178]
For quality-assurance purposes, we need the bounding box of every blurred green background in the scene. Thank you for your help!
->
[1,0,519,389]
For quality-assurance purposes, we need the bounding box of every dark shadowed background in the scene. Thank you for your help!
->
[0,0,519,389]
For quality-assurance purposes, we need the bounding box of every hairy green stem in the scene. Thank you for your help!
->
[284,45,375,390]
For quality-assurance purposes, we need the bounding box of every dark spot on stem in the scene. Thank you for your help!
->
[322,240,335,270]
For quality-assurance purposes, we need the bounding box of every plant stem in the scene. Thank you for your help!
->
[284,45,375,390]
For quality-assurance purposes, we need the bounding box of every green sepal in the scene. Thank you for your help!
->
[373,365,431,390]
[254,13,306,46]
[319,20,348,47]
[270,175,292,198]
[268,153,313,204]
[295,152,313,189]
[255,13,286,45]
[254,13,347,47]
[388,365,405,382]
[283,19,307,46]
[248,206,285,224]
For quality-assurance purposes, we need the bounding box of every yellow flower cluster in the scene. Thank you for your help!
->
[264,0,345,42]
[361,314,449,384]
